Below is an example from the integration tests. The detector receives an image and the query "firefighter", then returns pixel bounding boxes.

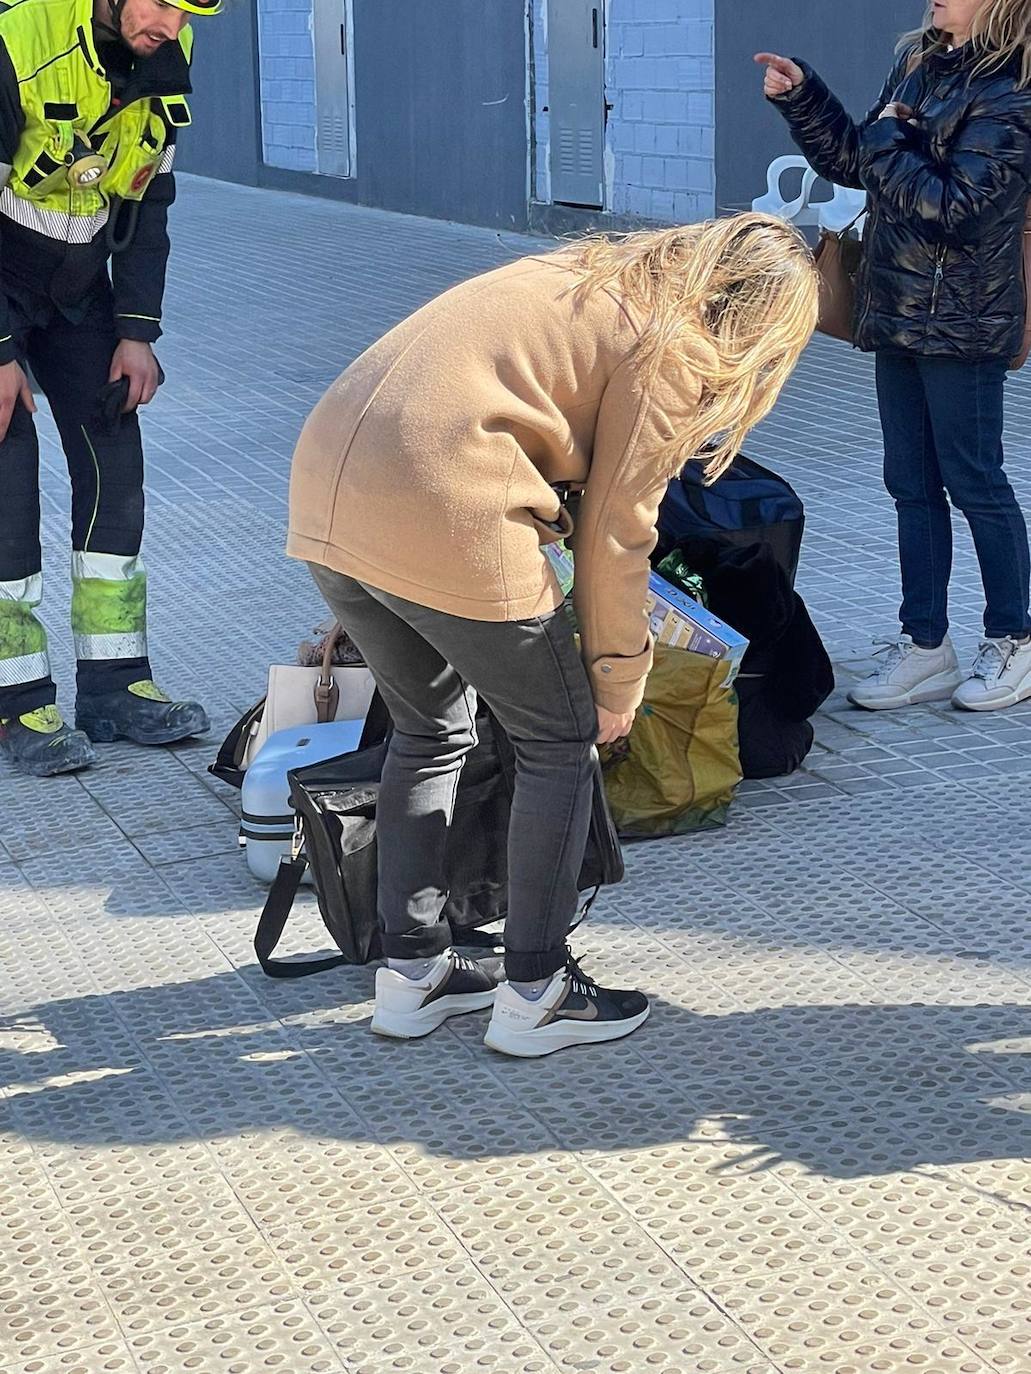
[0,0,221,776]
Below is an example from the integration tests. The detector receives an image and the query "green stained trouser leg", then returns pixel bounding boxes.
[0,574,51,690]
[70,552,148,662]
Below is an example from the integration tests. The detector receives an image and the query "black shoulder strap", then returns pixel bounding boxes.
[209,698,265,789]
[358,687,391,749]
[254,855,348,979]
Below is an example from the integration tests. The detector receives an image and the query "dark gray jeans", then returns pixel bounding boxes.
[310,565,599,981]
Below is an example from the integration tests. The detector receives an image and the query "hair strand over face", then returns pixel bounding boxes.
[900,0,1031,87]
[562,213,820,481]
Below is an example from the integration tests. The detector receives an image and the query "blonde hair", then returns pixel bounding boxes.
[562,214,819,481]
[900,0,1031,87]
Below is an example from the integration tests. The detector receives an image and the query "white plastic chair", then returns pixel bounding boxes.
[815,184,867,234]
[753,157,867,237]
[751,155,820,226]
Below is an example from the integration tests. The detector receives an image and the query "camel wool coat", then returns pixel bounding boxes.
[287,254,702,714]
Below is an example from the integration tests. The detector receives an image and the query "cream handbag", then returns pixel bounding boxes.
[210,624,376,788]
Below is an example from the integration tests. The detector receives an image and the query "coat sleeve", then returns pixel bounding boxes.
[110,131,177,343]
[571,355,702,716]
[0,38,23,366]
[767,57,906,190]
[857,83,1031,244]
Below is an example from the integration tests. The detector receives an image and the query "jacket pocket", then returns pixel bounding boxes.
[531,503,575,546]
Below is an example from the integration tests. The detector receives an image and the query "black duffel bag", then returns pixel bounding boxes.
[657,452,806,585]
[254,692,623,976]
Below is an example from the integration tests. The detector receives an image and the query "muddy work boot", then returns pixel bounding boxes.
[0,706,97,776]
[76,680,210,746]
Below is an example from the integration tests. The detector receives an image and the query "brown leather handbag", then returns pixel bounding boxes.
[814,210,865,343]
[1010,201,1031,371]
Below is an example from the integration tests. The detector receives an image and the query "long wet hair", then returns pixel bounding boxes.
[900,0,1031,86]
[563,213,819,481]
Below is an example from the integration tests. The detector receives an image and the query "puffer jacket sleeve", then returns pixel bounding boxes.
[858,82,1031,244]
[768,57,907,189]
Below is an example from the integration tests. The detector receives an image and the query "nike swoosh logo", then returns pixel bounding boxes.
[557,1002,599,1021]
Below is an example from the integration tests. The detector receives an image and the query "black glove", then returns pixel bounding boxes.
[93,359,165,433]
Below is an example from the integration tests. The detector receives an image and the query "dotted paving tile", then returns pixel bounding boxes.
[1,180,1028,1374]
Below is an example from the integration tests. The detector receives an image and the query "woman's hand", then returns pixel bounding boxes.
[878,102,914,122]
[596,705,635,746]
[754,53,805,98]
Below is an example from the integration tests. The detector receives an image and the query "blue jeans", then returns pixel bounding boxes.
[309,565,599,983]
[876,352,1031,647]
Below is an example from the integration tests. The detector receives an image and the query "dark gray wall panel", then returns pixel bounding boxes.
[715,1,925,215]
[176,1,262,185]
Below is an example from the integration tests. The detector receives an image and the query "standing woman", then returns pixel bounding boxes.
[289,215,818,1058]
[758,1,1031,711]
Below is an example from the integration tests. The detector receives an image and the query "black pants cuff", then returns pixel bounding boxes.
[0,676,57,720]
[76,657,152,697]
[380,919,453,961]
[504,944,568,983]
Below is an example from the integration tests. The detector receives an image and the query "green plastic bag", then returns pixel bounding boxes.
[601,644,741,838]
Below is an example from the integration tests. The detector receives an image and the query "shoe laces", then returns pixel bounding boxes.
[869,637,913,680]
[450,952,482,974]
[970,638,1014,683]
[564,949,599,999]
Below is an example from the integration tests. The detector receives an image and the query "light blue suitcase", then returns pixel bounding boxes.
[240,719,366,884]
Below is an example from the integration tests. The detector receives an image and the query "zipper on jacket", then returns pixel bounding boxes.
[930,247,946,315]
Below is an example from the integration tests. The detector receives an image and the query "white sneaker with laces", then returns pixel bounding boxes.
[484,954,649,1059]
[370,950,498,1039]
[952,636,1031,711]
[847,635,962,710]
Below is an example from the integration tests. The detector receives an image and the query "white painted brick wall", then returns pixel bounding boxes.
[257,0,318,174]
[532,0,716,221]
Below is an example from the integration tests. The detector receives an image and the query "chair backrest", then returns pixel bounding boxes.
[751,155,820,225]
[816,184,868,234]
[753,157,866,236]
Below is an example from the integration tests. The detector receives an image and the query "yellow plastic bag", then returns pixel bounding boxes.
[601,644,741,837]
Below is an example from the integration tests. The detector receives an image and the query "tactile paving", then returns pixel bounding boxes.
[125,1301,346,1374]
[0,1338,138,1374]
[4,181,1030,1374]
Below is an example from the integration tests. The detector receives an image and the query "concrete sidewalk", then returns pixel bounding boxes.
[0,178,1028,1374]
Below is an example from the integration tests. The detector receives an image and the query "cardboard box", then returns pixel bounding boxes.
[544,543,748,686]
[645,572,747,685]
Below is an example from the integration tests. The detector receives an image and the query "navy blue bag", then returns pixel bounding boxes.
[657,454,805,585]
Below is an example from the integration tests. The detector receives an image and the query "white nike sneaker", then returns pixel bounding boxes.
[370,950,498,1039]
[952,636,1031,711]
[847,635,963,710]
[484,953,649,1059]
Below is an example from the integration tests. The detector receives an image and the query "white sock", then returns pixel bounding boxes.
[509,978,550,1002]
[388,956,439,981]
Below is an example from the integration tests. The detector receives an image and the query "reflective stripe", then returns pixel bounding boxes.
[71,551,145,583]
[0,186,109,242]
[0,573,43,606]
[157,144,175,175]
[70,552,147,660]
[0,162,10,190]
[74,630,148,662]
[0,650,50,688]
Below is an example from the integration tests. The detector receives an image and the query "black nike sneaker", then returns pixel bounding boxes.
[484,951,649,1058]
[370,949,500,1039]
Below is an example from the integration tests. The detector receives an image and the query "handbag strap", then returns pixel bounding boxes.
[314,624,343,724]
[254,854,349,978]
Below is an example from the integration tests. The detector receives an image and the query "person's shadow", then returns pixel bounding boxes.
[1,965,1026,1197]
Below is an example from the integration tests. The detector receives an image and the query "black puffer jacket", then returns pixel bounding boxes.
[772,44,1031,359]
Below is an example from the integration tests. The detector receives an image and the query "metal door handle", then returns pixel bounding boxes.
[592,7,599,48]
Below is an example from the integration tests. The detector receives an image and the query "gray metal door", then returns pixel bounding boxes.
[313,0,352,178]
[547,0,605,207]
